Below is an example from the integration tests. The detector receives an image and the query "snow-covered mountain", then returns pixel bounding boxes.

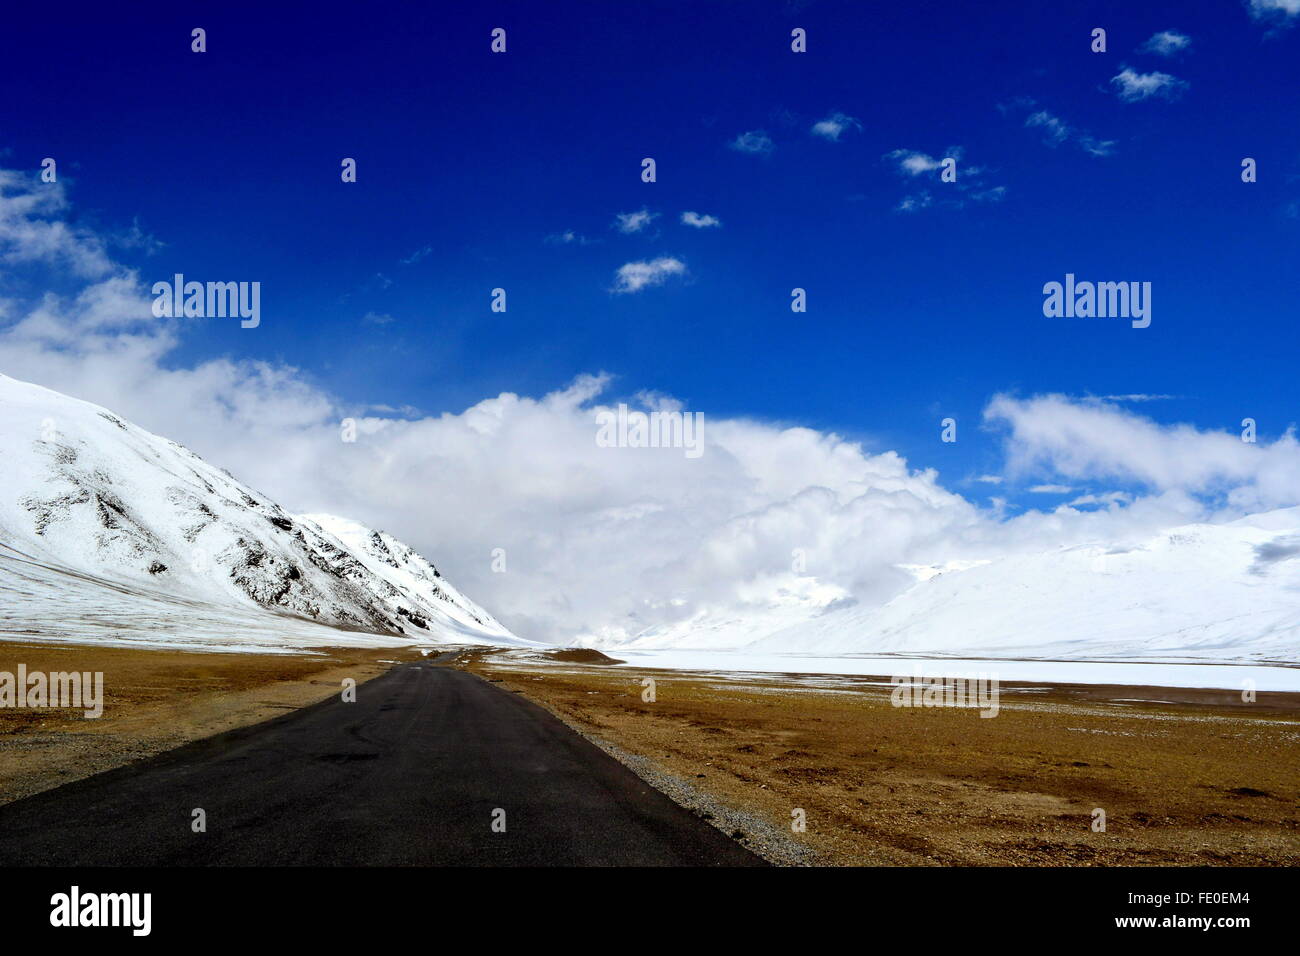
[0,374,523,651]
[595,512,1300,664]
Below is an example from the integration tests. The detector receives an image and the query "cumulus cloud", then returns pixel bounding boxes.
[1249,0,1300,23]
[611,256,686,294]
[1110,67,1188,102]
[0,170,115,278]
[986,394,1300,512]
[730,130,774,155]
[810,112,862,142]
[1141,30,1191,56]
[614,208,659,234]
[680,211,721,228]
[3,168,1298,646]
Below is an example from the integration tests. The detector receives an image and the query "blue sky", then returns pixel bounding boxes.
[3,0,1298,515]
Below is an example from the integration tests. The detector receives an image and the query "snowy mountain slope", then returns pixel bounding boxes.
[0,538,414,653]
[296,513,515,642]
[0,373,522,649]
[601,513,1300,664]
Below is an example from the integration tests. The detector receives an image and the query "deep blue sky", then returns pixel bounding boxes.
[3,0,1297,505]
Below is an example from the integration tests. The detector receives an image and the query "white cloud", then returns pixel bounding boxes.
[986,394,1300,512]
[1069,491,1132,509]
[885,147,1004,212]
[1099,393,1178,403]
[810,112,862,142]
[1250,0,1300,21]
[887,149,947,176]
[400,245,432,264]
[730,130,774,155]
[611,256,686,294]
[0,170,115,278]
[896,191,932,213]
[544,230,594,246]
[1024,109,1116,156]
[680,211,721,229]
[4,169,1298,646]
[614,208,659,234]
[1141,30,1191,56]
[1026,111,1069,145]
[1028,484,1074,494]
[362,311,394,325]
[1110,67,1188,102]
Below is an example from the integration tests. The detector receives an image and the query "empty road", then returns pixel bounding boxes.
[0,660,764,866]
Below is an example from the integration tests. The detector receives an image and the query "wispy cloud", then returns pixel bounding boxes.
[1110,67,1188,102]
[1068,491,1132,509]
[614,208,659,234]
[1098,393,1178,403]
[680,211,721,228]
[810,112,862,142]
[112,217,165,256]
[612,256,686,294]
[544,230,595,246]
[400,245,432,264]
[1028,484,1074,494]
[1141,30,1191,56]
[896,191,933,213]
[887,149,946,176]
[730,130,774,155]
[1015,103,1116,156]
[0,169,114,277]
[885,147,1005,212]
[362,311,395,325]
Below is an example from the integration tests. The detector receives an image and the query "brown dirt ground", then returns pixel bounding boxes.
[0,641,423,806]
[464,650,1300,867]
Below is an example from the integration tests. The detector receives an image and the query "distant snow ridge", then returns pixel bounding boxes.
[746,514,1300,663]
[0,373,521,650]
[592,514,1300,664]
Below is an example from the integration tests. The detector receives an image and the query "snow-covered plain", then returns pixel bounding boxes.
[607,650,1300,692]
[0,374,527,652]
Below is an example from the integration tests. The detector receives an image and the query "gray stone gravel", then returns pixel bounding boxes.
[557,720,819,867]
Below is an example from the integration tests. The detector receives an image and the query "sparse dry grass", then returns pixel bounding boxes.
[0,641,422,805]
[465,651,1300,866]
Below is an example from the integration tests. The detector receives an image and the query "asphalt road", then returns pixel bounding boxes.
[0,660,764,866]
